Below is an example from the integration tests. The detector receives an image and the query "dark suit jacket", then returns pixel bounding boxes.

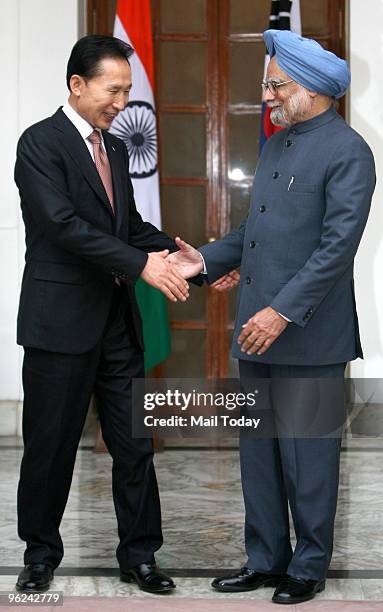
[15,108,176,354]
[200,106,376,365]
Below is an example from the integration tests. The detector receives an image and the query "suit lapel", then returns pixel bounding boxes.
[51,109,114,220]
[103,131,125,235]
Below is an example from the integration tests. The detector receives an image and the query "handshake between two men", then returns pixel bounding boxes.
[140,237,240,303]
[140,237,288,357]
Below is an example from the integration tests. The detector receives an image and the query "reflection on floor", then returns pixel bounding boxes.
[1,438,382,601]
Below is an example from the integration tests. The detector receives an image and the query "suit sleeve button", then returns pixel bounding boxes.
[249,241,256,248]
[259,205,266,212]
[272,171,280,179]
[245,277,252,284]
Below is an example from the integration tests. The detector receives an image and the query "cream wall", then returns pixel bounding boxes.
[0,1,381,404]
[0,0,78,402]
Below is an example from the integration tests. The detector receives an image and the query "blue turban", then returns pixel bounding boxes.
[263,29,350,99]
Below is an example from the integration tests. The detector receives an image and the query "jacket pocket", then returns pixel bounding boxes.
[33,262,85,285]
[289,182,317,194]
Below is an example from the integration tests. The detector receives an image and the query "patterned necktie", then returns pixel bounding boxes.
[87,130,115,214]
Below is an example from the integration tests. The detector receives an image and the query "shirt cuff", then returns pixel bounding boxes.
[199,252,208,274]
[278,312,291,323]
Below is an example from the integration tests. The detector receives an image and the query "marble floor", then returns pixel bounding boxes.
[0,437,382,604]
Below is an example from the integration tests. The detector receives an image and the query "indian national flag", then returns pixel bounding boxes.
[260,0,302,151]
[110,0,171,371]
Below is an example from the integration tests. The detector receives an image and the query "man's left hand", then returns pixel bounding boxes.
[238,307,288,356]
[211,270,240,291]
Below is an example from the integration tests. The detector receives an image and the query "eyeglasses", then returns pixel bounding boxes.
[261,79,294,95]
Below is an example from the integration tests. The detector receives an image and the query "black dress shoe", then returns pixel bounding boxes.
[120,562,175,593]
[272,575,325,604]
[16,564,53,592]
[212,567,284,593]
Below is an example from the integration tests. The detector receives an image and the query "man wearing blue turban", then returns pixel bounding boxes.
[263,29,351,100]
[169,30,376,605]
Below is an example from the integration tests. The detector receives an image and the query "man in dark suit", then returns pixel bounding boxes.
[14,35,190,594]
[169,30,376,605]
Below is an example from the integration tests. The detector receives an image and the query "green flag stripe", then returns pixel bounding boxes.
[135,279,171,371]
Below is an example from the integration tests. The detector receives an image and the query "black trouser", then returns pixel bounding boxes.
[239,360,346,581]
[17,286,162,570]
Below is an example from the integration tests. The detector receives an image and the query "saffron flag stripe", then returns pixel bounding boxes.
[117,0,154,86]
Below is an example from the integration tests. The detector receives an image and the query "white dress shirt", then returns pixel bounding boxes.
[62,101,106,160]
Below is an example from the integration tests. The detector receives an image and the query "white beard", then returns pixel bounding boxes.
[269,88,313,127]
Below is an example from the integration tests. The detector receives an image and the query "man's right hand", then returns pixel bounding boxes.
[140,250,190,302]
[167,237,204,278]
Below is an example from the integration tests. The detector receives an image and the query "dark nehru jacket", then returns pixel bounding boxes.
[200,106,376,365]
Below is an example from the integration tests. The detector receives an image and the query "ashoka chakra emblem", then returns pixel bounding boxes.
[110,101,157,179]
